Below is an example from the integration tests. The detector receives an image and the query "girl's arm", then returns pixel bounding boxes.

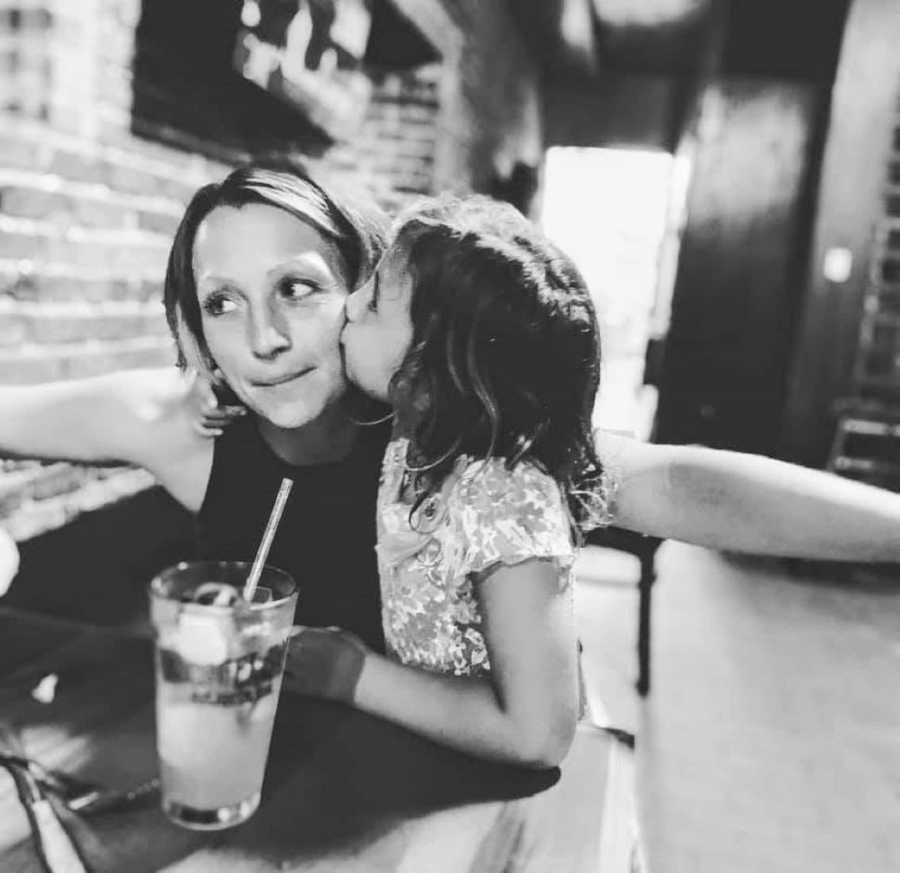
[288,558,579,768]
[597,431,900,562]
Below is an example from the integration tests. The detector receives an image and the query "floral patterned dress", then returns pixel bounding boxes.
[376,437,584,677]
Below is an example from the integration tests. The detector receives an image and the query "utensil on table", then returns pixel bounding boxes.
[0,756,88,873]
[0,753,158,815]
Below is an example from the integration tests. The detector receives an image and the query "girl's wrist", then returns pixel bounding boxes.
[285,627,368,703]
[333,631,368,703]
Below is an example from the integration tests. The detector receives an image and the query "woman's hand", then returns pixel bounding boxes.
[185,370,246,438]
[283,626,368,702]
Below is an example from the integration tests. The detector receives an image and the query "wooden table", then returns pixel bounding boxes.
[0,608,634,872]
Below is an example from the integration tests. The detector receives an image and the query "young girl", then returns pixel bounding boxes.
[287,195,627,768]
[268,192,900,766]
[277,193,900,769]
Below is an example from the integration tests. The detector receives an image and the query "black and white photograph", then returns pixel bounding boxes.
[0,2,898,871]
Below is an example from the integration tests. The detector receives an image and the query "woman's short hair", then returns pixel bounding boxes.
[390,194,607,535]
[164,156,388,370]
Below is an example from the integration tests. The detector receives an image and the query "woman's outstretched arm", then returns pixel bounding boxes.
[0,368,215,510]
[287,558,579,768]
[597,431,900,562]
[0,368,176,462]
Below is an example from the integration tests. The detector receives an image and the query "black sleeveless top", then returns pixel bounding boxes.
[196,416,389,652]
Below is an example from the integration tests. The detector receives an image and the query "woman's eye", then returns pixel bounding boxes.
[280,278,317,300]
[201,294,237,317]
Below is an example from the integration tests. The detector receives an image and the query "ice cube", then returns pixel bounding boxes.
[175,613,230,665]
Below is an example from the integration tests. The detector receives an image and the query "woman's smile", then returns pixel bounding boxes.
[249,367,314,388]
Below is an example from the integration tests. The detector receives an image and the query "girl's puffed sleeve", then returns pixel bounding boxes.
[455,460,576,581]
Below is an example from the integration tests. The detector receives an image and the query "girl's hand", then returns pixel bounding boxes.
[283,626,368,703]
[185,370,245,438]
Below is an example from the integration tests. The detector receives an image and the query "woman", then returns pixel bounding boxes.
[0,159,391,649]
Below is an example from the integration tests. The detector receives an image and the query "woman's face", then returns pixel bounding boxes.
[341,248,413,403]
[193,203,350,429]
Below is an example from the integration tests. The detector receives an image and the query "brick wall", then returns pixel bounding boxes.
[432,0,543,197]
[0,0,440,541]
[316,63,440,211]
[389,0,543,197]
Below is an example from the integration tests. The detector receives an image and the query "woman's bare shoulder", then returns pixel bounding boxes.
[91,368,216,511]
[0,367,214,511]
[104,367,198,415]
[102,367,219,433]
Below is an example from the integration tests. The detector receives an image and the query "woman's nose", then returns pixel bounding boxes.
[248,306,291,359]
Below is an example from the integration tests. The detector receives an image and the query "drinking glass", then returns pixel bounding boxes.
[149,561,297,830]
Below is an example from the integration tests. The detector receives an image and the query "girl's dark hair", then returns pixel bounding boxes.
[391,195,608,537]
[164,155,388,370]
